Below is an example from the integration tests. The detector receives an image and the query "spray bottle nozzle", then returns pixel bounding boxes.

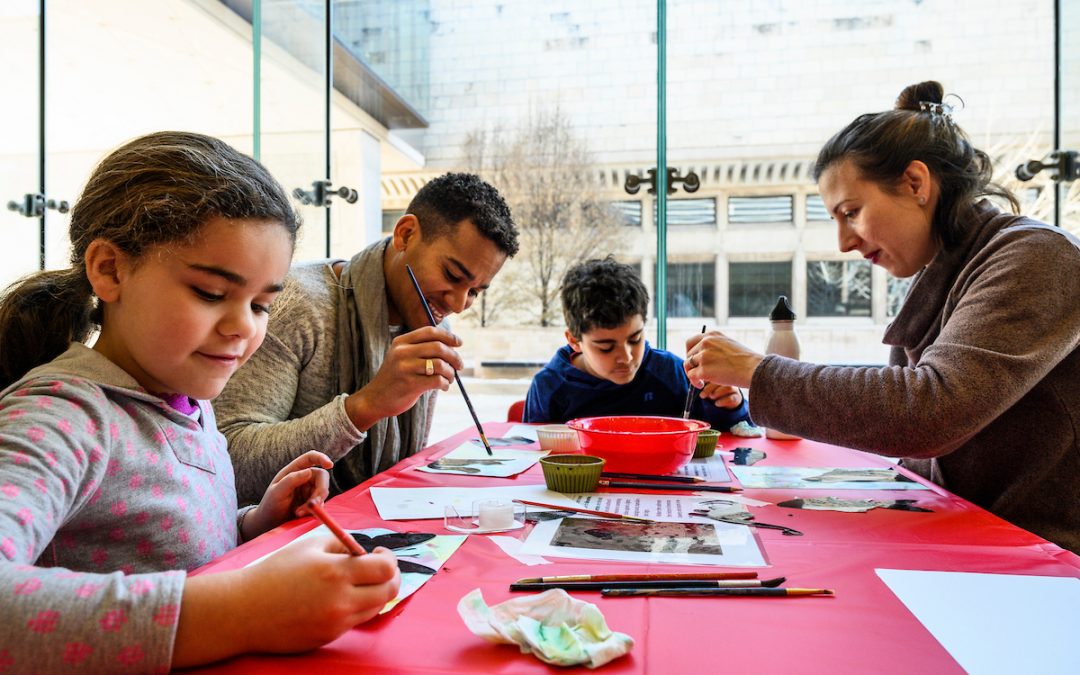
[769,295,796,321]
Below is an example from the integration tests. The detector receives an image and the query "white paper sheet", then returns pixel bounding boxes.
[371,485,581,520]
[488,535,551,566]
[504,424,540,441]
[371,484,767,521]
[876,569,1080,674]
[566,492,768,520]
[675,454,731,482]
[731,466,930,490]
[415,441,547,477]
[520,517,767,567]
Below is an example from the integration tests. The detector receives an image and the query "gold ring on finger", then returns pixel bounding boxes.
[425,358,435,376]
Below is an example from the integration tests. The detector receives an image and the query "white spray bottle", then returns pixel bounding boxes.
[764,296,801,440]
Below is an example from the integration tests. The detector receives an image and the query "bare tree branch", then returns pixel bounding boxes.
[461,107,627,326]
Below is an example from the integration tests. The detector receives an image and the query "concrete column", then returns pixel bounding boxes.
[714,252,727,323]
[792,191,808,321]
[792,249,807,322]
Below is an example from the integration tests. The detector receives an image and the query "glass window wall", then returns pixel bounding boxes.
[655,261,715,318]
[0,1,42,290]
[1,0,1073,429]
[729,261,791,318]
[807,260,872,318]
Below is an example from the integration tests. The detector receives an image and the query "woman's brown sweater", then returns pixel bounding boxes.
[750,201,1080,553]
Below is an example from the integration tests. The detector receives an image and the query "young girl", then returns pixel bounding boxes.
[0,131,400,670]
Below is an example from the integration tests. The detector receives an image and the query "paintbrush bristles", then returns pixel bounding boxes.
[682,324,707,419]
[681,386,696,419]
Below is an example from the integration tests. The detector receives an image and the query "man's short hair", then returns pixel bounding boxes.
[407,173,519,256]
[561,256,650,338]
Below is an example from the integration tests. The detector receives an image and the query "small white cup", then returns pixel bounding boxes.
[536,424,581,454]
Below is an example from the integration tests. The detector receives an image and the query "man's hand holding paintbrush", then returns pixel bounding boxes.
[405,264,494,454]
[343,324,464,433]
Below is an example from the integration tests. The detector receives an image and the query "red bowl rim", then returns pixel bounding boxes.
[565,415,710,436]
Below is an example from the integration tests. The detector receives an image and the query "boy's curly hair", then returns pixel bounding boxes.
[561,256,649,338]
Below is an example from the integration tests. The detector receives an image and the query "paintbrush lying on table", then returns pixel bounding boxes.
[597,479,741,493]
[601,471,705,484]
[602,587,834,598]
[515,571,759,584]
[510,577,786,592]
[512,499,654,523]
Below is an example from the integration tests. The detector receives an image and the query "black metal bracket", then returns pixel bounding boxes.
[624,167,701,195]
[6,192,69,218]
[1015,150,1079,183]
[292,179,359,207]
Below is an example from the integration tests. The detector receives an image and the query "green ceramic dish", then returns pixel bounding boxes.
[693,429,722,458]
[540,454,605,492]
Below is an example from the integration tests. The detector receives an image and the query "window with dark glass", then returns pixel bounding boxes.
[887,276,915,317]
[728,261,792,317]
[807,260,871,317]
[652,198,716,226]
[654,261,715,317]
[728,195,793,224]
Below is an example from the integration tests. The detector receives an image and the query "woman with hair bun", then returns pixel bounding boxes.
[684,81,1080,554]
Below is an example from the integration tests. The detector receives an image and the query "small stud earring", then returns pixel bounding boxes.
[918,196,926,205]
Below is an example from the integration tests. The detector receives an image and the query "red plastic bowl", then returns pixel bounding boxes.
[565,416,710,474]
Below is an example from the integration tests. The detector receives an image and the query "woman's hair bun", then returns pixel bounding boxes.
[895,81,945,111]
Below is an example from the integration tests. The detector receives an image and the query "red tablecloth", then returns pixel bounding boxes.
[190,424,1080,673]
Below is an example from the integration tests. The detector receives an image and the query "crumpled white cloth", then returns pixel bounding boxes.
[729,420,765,437]
[457,588,634,668]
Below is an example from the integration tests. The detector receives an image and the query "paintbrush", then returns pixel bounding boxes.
[597,479,741,493]
[512,498,654,523]
[405,264,493,456]
[515,571,758,584]
[682,324,707,418]
[601,471,705,484]
[602,587,834,597]
[510,577,786,592]
[306,499,366,556]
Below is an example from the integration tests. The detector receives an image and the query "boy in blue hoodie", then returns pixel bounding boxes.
[524,256,750,429]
